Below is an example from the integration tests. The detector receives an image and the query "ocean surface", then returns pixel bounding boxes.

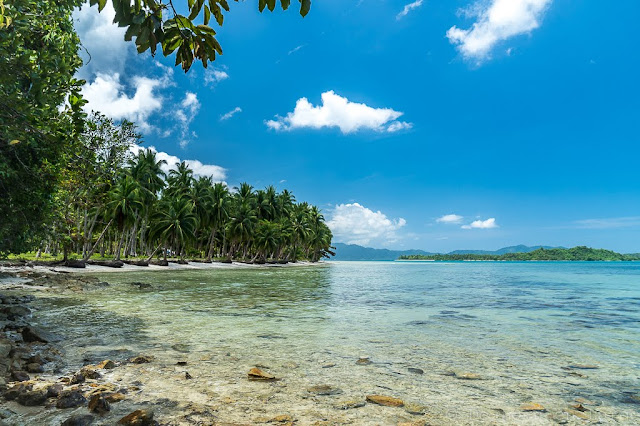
[29,261,640,424]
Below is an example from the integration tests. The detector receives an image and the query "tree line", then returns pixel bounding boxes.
[398,247,640,262]
[29,113,333,264]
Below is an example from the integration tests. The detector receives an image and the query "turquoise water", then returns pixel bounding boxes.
[29,262,640,424]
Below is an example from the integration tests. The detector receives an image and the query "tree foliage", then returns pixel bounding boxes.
[398,247,640,262]
[88,0,312,71]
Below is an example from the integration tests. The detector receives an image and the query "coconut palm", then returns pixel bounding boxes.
[106,175,143,260]
[150,195,198,261]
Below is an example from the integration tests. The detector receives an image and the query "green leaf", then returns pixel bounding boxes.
[259,0,266,12]
[299,0,310,17]
[124,24,140,41]
[267,0,276,12]
[204,5,210,25]
[281,0,291,10]
[132,11,145,24]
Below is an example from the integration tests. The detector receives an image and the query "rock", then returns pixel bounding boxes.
[574,397,597,405]
[3,383,32,401]
[569,403,588,412]
[407,368,424,375]
[404,403,428,415]
[88,394,110,415]
[185,371,193,380]
[268,415,293,423]
[621,394,640,404]
[97,359,115,369]
[80,366,101,379]
[117,409,155,425]
[26,363,44,373]
[520,403,546,412]
[564,364,599,370]
[307,385,342,396]
[46,383,63,398]
[563,408,589,420]
[335,400,366,410]
[16,390,47,406]
[454,372,482,380]
[0,305,31,319]
[129,355,153,364]
[171,343,189,353]
[366,395,404,407]
[176,361,188,366]
[248,367,278,381]
[10,370,30,382]
[130,282,152,289]
[64,260,86,268]
[105,392,126,403]
[0,408,15,419]
[22,326,58,343]
[61,414,95,426]
[70,371,85,384]
[321,363,336,368]
[56,389,88,409]
[0,340,11,359]
[149,260,169,266]
[356,357,372,365]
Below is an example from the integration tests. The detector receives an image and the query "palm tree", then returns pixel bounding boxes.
[106,175,143,260]
[166,161,194,199]
[150,196,198,261]
[206,183,229,260]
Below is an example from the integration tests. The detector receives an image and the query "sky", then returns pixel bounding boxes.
[73,0,640,253]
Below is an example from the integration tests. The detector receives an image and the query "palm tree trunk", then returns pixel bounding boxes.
[114,230,126,261]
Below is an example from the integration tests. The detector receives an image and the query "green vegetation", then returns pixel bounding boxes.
[398,246,640,262]
[5,113,332,262]
[0,0,316,257]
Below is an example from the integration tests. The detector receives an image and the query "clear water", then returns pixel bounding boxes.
[26,262,640,424]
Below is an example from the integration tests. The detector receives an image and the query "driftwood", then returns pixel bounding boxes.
[86,260,124,268]
[63,260,86,268]
[190,259,212,264]
[149,259,169,266]
[123,260,149,267]
[169,259,189,265]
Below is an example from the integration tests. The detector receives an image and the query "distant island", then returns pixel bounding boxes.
[399,246,640,262]
[332,243,563,261]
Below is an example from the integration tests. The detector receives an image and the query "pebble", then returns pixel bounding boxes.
[356,357,372,365]
[520,403,546,412]
[407,368,424,375]
[366,395,405,407]
[307,385,342,396]
[247,367,277,381]
[335,400,366,410]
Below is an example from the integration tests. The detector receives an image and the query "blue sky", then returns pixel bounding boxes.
[74,0,640,252]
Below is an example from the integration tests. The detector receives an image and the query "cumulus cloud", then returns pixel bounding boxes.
[176,92,200,148]
[397,0,424,20]
[327,203,407,246]
[73,3,131,79]
[81,73,164,133]
[266,91,411,134]
[446,0,552,61]
[461,218,498,229]
[129,144,227,182]
[437,214,464,224]
[220,107,242,121]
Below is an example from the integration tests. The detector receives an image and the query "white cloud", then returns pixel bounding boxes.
[266,91,411,134]
[446,0,552,61]
[437,214,464,224]
[177,92,200,148]
[204,68,229,87]
[327,203,407,246]
[220,107,242,121]
[81,73,164,133]
[73,3,131,79]
[129,144,227,182]
[461,218,498,229]
[574,217,640,230]
[397,0,424,20]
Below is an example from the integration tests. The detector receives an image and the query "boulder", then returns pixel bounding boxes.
[366,395,404,407]
[3,383,32,401]
[88,394,110,415]
[56,390,87,409]
[105,392,125,403]
[26,363,44,373]
[46,383,63,398]
[10,371,30,382]
[117,409,155,425]
[22,326,58,343]
[61,415,95,426]
[97,360,116,369]
[129,355,153,364]
[16,390,48,406]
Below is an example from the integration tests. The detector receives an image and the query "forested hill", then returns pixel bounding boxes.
[331,243,435,261]
[399,246,640,261]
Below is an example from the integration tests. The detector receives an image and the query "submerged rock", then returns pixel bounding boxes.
[247,367,278,381]
[61,414,95,426]
[356,357,372,365]
[404,403,428,415]
[130,282,152,289]
[520,403,546,412]
[117,409,155,425]
[130,355,153,364]
[105,392,126,403]
[56,390,87,409]
[335,400,366,410]
[454,372,482,380]
[22,326,58,343]
[10,371,30,382]
[268,414,293,423]
[97,359,116,369]
[307,385,342,396]
[407,368,424,375]
[366,395,404,407]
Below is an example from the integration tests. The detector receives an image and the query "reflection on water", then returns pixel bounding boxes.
[28,262,640,424]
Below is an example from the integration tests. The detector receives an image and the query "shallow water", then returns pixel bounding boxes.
[27,262,640,424]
